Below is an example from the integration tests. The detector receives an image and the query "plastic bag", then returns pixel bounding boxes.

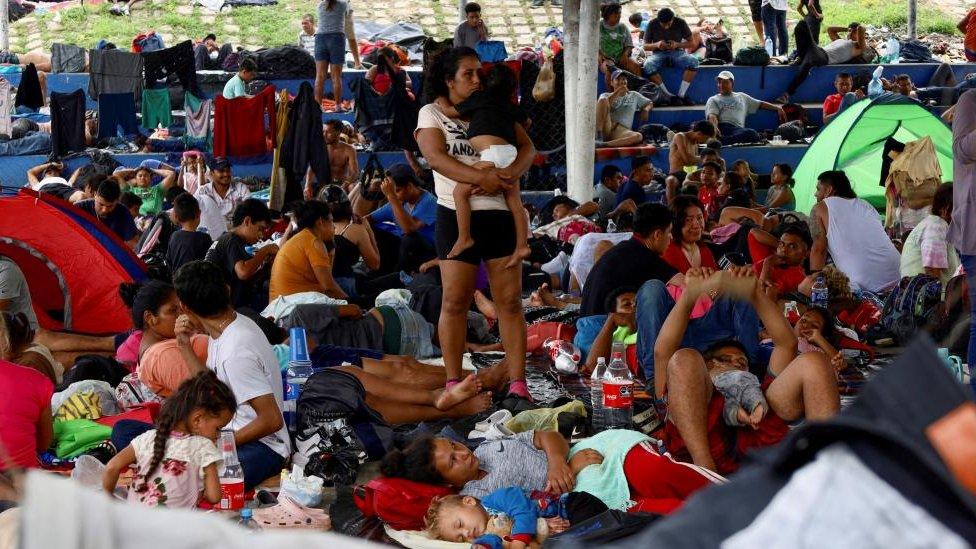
[280,465,325,507]
[533,53,556,102]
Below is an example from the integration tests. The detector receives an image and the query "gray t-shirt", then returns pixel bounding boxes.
[454,21,488,48]
[0,256,38,330]
[600,90,652,129]
[317,0,347,34]
[705,92,761,128]
[594,183,617,219]
[824,39,856,64]
[459,431,549,499]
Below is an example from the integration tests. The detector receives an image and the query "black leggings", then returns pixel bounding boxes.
[786,19,828,95]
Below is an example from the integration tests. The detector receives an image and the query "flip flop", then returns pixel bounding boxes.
[251,496,331,531]
[471,409,513,433]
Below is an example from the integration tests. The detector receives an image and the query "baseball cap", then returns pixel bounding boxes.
[611,69,626,81]
[387,163,422,186]
[210,157,232,170]
[716,70,735,81]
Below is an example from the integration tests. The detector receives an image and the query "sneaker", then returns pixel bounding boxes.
[677,96,695,106]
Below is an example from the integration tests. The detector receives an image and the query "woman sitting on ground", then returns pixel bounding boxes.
[663,195,718,273]
[0,313,54,471]
[764,163,796,211]
[1,312,61,384]
[320,185,380,298]
[381,429,720,516]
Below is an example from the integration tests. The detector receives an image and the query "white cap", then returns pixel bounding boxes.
[716,70,735,81]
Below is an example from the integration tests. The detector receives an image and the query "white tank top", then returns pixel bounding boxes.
[823,196,900,292]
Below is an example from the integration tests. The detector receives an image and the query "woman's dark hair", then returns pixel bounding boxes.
[802,306,838,347]
[379,436,445,484]
[295,200,332,231]
[173,260,231,317]
[1,312,34,353]
[932,183,953,219]
[483,63,517,103]
[773,163,795,187]
[375,46,399,76]
[817,170,856,199]
[119,280,176,329]
[329,199,353,222]
[671,195,704,243]
[429,47,480,100]
[601,2,621,19]
[135,371,237,494]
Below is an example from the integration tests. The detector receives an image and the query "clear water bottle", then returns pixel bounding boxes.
[867,66,885,98]
[811,274,829,309]
[237,508,261,531]
[531,213,542,231]
[887,37,900,64]
[217,430,246,511]
[590,357,608,433]
[764,37,774,56]
[284,327,313,434]
[603,352,634,430]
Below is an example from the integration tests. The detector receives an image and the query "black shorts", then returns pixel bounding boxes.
[748,0,762,21]
[435,205,516,265]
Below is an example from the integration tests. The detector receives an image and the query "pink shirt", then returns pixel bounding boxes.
[0,360,54,469]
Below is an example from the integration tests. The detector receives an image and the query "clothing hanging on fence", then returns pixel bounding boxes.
[51,43,87,73]
[140,88,172,129]
[183,92,213,139]
[141,40,200,96]
[280,81,329,203]
[97,92,139,138]
[50,89,86,157]
[88,49,144,100]
[15,63,43,110]
[0,78,12,137]
[213,84,276,158]
[351,76,395,151]
[269,89,290,211]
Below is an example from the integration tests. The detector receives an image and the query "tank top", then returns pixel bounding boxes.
[332,224,360,277]
[823,196,900,292]
[823,39,856,64]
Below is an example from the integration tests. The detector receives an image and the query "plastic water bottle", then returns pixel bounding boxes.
[764,37,774,57]
[217,430,246,511]
[590,357,608,433]
[887,37,900,64]
[811,274,829,309]
[237,508,261,531]
[606,218,617,233]
[867,66,885,98]
[531,213,542,231]
[283,326,313,434]
[603,352,634,430]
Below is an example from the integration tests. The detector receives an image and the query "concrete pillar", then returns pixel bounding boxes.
[566,0,600,204]
[0,0,8,52]
[563,0,580,197]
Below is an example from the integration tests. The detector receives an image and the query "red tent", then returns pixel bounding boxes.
[0,189,146,333]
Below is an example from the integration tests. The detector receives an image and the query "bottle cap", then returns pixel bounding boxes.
[241,508,252,519]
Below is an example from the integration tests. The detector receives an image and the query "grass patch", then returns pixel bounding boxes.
[822,0,959,36]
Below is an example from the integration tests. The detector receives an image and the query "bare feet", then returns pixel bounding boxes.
[473,290,497,320]
[434,373,483,410]
[447,237,475,260]
[505,245,532,269]
[737,404,766,429]
[447,391,494,417]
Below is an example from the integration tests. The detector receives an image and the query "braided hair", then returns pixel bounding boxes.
[135,371,237,494]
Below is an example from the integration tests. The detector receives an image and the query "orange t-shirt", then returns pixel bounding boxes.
[966,9,976,52]
[268,228,331,301]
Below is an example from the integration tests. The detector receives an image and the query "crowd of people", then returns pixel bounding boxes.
[0,0,975,546]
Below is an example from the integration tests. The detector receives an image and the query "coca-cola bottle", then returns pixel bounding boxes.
[217,430,245,510]
[602,351,634,430]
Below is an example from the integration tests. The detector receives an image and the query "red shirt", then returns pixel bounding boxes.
[822,93,843,118]
[0,360,54,469]
[966,9,976,52]
[753,256,807,294]
[662,241,718,274]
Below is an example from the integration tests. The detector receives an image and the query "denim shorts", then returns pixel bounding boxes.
[642,50,700,75]
[315,32,346,63]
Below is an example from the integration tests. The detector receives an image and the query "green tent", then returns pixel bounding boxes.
[793,94,953,214]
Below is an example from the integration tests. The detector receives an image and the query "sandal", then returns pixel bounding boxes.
[251,496,331,531]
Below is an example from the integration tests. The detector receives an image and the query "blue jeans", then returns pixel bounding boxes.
[0,131,51,155]
[635,279,761,387]
[642,49,700,76]
[916,77,976,106]
[761,5,788,56]
[718,122,760,145]
[315,32,345,63]
[960,255,976,394]
[111,420,285,490]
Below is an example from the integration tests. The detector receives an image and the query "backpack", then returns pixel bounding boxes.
[545,510,660,546]
[60,354,129,390]
[705,36,733,63]
[131,32,165,53]
[352,477,454,531]
[886,136,942,209]
[733,46,769,66]
[637,82,672,107]
[880,275,943,344]
[475,40,508,63]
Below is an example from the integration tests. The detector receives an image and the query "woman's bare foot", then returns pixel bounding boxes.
[447,236,475,260]
[434,373,483,410]
[447,391,494,417]
[473,290,497,320]
[505,245,532,269]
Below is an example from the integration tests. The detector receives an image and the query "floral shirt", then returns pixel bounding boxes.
[128,430,222,508]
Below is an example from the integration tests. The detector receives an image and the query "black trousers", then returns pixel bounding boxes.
[786,19,828,95]
[50,89,86,158]
[194,43,234,70]
[372,227,436,275]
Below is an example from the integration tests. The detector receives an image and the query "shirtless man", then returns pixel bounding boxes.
[305,120,359,199]
[0,50,53,72]
[666,120,716,203]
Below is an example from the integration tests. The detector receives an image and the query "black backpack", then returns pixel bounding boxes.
[734,46,770,66]
[705,36,734,63]
[59,354,129,390]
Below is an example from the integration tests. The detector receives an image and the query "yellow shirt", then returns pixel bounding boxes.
[268,229,331,301]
